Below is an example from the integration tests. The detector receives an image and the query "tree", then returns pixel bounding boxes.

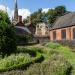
[23,16,30,24]
[47,9,57,26]
[0,10,16,56]
[23,6,69,27]
[55,6,66,16]
[47,6,68,27]
[23,8,45,27]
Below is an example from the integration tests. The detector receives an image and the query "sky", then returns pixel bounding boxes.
[0,0,75,19]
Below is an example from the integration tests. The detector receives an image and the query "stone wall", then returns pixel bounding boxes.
[35,36,50,43]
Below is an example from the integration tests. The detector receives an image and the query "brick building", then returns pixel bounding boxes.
[50,12,75,41]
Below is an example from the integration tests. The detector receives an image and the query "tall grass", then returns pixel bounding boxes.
[0,53,32,72]
[3,53,71,75]
[45,42,75,75]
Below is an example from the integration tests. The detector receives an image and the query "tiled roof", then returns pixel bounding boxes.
[14,26,31,35]
[51,12,75,30]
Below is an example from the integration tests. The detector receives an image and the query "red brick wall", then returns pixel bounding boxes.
[71,26,75,40]
[56,29,61,40]
[50,31,53,40]
[66,27,71,40]
[18,16,22,22]
[50,27,73,41]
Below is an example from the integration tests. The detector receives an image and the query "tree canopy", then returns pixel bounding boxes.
[23,6,70,27]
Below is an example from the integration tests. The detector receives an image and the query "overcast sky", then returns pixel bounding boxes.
[0,0,75,19]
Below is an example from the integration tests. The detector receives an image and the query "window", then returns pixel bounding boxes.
[61,29,66,39]
[73,28,75,39]
[53,31,56,40]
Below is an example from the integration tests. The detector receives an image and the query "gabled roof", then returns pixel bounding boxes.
[14,26,31,36]
[16,22,25,26]
[51,12,75,30]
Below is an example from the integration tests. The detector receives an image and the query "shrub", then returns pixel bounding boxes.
[3,54,72,75]
[16,35,28,45]
[0,53,31,71]
[0,48,43,72]
[0,25,17,56]
[25,54,71,75]
[0,11,17,56]
[45,42,62,49]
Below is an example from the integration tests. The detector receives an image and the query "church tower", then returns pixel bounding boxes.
[12,0,18,25]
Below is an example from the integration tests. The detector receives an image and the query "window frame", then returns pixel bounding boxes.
[53,31,56,40]
[73,28,75,39]
[61,29,66,40]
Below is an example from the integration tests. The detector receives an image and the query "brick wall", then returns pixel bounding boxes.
[71,26,75,40]
[56,29,61,40]
[50,26,75,41]
[50,31,53,40]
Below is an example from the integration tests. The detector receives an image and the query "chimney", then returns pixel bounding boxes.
[18,16,22,22]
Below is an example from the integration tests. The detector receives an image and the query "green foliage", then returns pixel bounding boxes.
[16,35,28,45]
[25,54,71,75]
[47,9,57,26]
[45,42,62,49]
[3,54,71,75]
[0,53,31,72]
[0,43,74,75]
[0,47,43,72]
[0,26,17,55]
[23,6,69,27]
[45,42,75,75]
[23,17,29,24]
[23,8,46,26]
[0,11,10,24]
[55,6,66,16]
[0,10,16,56]
[47,6,68,26]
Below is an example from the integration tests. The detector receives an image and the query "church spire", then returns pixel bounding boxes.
[14,0,18,21]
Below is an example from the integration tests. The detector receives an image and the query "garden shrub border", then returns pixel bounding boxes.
[0,49,43,72]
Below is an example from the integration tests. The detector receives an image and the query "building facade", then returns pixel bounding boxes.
[50,12,75,41]
[35,23,49,36]
[35,22,50,43]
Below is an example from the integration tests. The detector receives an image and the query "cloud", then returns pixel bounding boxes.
[18,9,31,19]
[11,9,31,20]
[42,8,50,13]
[0,5,6,11]
[0,5,31,20]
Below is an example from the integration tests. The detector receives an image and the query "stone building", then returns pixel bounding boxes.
[35,22,50,43]
[12,0,32,45]
[50,12,75,41]
[35,22,49,36]
[12,0,35,35]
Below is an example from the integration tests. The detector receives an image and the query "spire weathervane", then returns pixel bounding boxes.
[12,0,18,25]
[14,0,18,21]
